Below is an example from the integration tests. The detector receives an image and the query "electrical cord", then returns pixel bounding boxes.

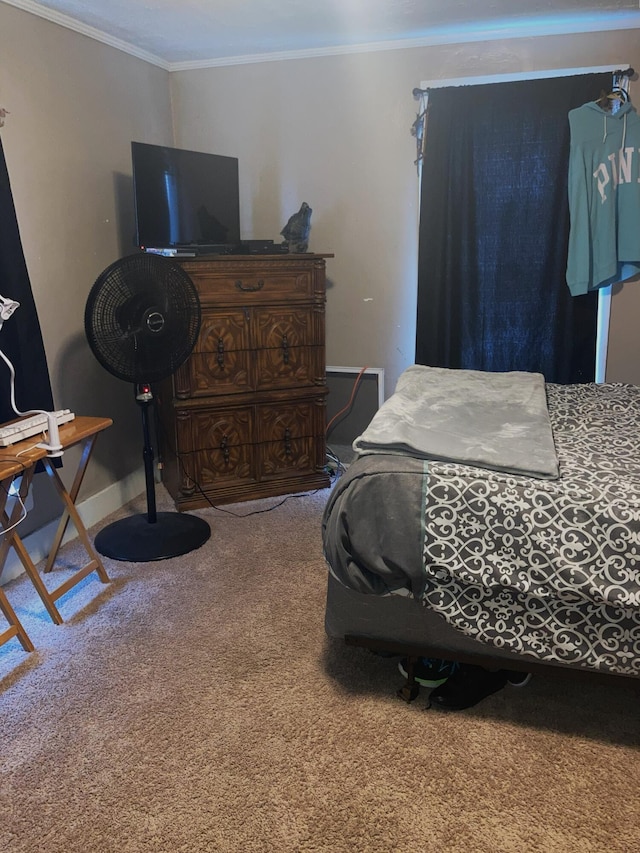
[0,345,63,456]
[205,489,321,518]
[15,438,46,457]
[324,367,369,480]
[0,477,28,536]
[326,366,369,437]
[325,445,347,479]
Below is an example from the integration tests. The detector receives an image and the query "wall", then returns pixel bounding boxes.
[0,3,172,534]
[170,30,640,396]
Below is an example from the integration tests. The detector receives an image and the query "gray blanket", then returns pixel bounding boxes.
[352,365,559,479]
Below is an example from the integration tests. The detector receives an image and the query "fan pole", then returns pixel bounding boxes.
[140,395,157,524]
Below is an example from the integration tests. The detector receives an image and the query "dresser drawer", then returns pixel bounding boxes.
[197,309,251,353]
[259,435,316,480]
[256,400,324,443]
[177,345,324,397]
[179,406,254,451]
[181,260,315,304]
[191,446,255,488]
[255,345,323,390]
[175,406,255,491]
[255,306,320,348]
[179,308,249,396]
[185,351,253,396]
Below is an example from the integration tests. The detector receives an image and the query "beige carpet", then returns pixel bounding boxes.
[1,484,639,853]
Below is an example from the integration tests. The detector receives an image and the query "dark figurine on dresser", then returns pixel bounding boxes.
[281,202,312,253]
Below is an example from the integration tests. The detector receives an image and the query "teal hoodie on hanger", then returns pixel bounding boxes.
[566,99,640,296]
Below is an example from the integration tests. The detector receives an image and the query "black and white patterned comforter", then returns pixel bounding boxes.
[323,380,640,677]
[422,382,640,676]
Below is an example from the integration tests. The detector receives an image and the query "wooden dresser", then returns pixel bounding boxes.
[158,253,332,510]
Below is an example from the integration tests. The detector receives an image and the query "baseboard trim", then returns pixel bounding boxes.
[1,467,145,586]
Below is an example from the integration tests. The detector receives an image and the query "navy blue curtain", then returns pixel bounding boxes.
[415,73,608,383]
[0,136,55,421]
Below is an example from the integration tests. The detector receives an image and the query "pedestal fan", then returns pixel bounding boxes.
[84,252,210,561]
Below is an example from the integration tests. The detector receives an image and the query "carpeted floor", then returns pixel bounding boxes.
[1,484,639,852]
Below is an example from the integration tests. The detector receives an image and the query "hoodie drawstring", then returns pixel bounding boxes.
[602,109,628,149]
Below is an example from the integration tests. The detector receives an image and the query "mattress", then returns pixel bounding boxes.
[322,381,640,677]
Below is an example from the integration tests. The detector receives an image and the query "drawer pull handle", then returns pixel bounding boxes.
[235,278,265,292]
[282,334,290,365]
[284,428,292,457]
[220,434,230,464]
[217,337,225,368]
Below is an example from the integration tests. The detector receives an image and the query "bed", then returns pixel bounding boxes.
[321,365,640,700]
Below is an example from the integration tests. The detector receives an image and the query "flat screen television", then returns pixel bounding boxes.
[131,141,241,253]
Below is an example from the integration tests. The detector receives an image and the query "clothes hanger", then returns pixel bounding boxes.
[596,70,632,112]
[611,68,633,106]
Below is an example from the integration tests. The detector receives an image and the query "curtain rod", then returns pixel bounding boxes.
[414,64,634,97]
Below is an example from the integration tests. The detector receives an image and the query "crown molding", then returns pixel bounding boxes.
[3,0,640,73]
[1,0,169,69]
[168,10,640,71]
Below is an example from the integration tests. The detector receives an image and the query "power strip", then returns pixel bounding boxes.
[0,409,75,446]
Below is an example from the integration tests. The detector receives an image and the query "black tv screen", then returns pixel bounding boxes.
[131,141,241,251]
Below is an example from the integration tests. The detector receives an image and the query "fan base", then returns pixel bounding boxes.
[94,512,211,562]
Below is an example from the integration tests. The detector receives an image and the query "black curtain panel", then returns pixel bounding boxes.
[0,136,55,421]
[415,73,610,384]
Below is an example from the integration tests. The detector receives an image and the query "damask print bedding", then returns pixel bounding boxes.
[322,379,640,677]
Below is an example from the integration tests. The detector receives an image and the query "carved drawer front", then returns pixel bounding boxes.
[177,407,255,490]
[196,309,250,353]
[255,307,317,348]
[260,434,316,479]
[179,309,251,397]
[254,307,322,389]
[257,401,319,478]
[255,346,323,390]
[192,444,255,489]
[182,262,314,304]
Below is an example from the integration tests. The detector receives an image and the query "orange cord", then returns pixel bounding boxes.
[326,366,369,435]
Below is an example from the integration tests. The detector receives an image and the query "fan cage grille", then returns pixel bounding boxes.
[85,253,202,384]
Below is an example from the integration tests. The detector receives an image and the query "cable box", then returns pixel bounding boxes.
[239,240,289,255]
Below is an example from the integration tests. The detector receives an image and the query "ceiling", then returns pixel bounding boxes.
[4,0,640,70]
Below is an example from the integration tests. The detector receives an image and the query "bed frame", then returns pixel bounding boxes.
[325,565,639,703]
